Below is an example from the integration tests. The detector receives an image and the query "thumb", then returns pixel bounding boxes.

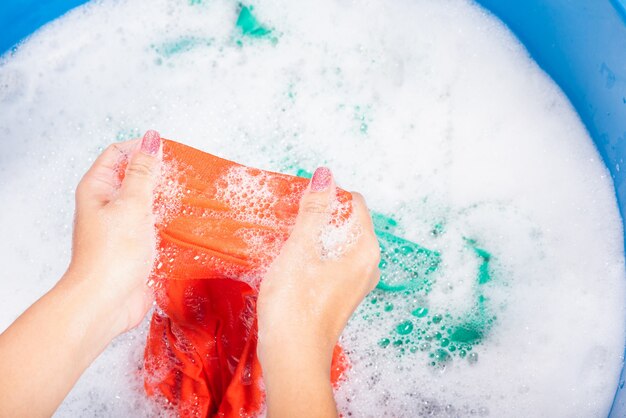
[119,130,162,202]
[292,167,335,239]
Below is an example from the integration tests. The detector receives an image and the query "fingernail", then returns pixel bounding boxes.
[141,130,161,156]
[310,167,332,192]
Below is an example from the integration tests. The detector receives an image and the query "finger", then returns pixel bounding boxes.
[350,192,376,237]
[346,192,381,262]
[369,267,381,292]
[291,167,335,241]
[87,140,138,175]
[119,130,162,204]
[76,138,140,208]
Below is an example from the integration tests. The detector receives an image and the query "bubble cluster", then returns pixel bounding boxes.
[347,212,498,368]
[318,193,360,260]
[153,159,186,227]
[216,166,295,229]
[213,165,299,279]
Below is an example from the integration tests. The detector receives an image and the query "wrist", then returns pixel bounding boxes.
[258,336,338,418]
[258,332,333,379]
[56,268,124,345]
[260,346,331,397]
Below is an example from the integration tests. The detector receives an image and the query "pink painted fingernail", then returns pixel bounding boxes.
[310,167,332,192]
[141,130,161,156]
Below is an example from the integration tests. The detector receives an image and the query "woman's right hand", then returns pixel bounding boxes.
[257,167,380,417]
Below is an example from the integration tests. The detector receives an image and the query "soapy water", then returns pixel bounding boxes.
[296,169,497,367]
[0,0,625,416]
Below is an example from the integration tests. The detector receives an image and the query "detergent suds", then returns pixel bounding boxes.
[0,0,625,416]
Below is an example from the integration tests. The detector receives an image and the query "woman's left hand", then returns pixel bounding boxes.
[66,129,162,336]
[0,130,162,418]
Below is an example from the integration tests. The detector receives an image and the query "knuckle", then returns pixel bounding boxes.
[372,236,382,251]
[367,255,380,272]
[351,191,364,201]
[361,251,381,275]
[359,233,380,257]
[105,143,127,158]
[301,198,328,214]
[75,179,87,196]
[371,246,382,264]
[75,177,94,201]
[107,143,122,153]
[351,192,367,207]
[371,268,381,289]
[126,158,155,178]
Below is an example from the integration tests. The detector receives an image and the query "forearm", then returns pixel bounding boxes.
[0,271,118,417]
[261,340,338,418]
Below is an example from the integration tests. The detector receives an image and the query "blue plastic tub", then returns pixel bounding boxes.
[1,0,625,415]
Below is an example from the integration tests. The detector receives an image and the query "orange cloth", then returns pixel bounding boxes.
[143,139,350,417]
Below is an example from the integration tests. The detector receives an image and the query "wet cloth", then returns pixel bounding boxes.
[143,139,350,417]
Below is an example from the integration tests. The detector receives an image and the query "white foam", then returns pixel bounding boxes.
[311,187,358,260]
[0,0,624,416]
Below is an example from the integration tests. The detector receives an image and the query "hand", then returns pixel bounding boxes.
[64,130,162,337]
[257,167,380,418]
[0,131,163,418]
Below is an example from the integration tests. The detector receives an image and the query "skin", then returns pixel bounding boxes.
[0,133,380,418]
[258,174,381,418]
[0,136,160,418]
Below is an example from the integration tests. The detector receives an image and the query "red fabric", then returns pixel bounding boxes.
[143,139,350,417]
